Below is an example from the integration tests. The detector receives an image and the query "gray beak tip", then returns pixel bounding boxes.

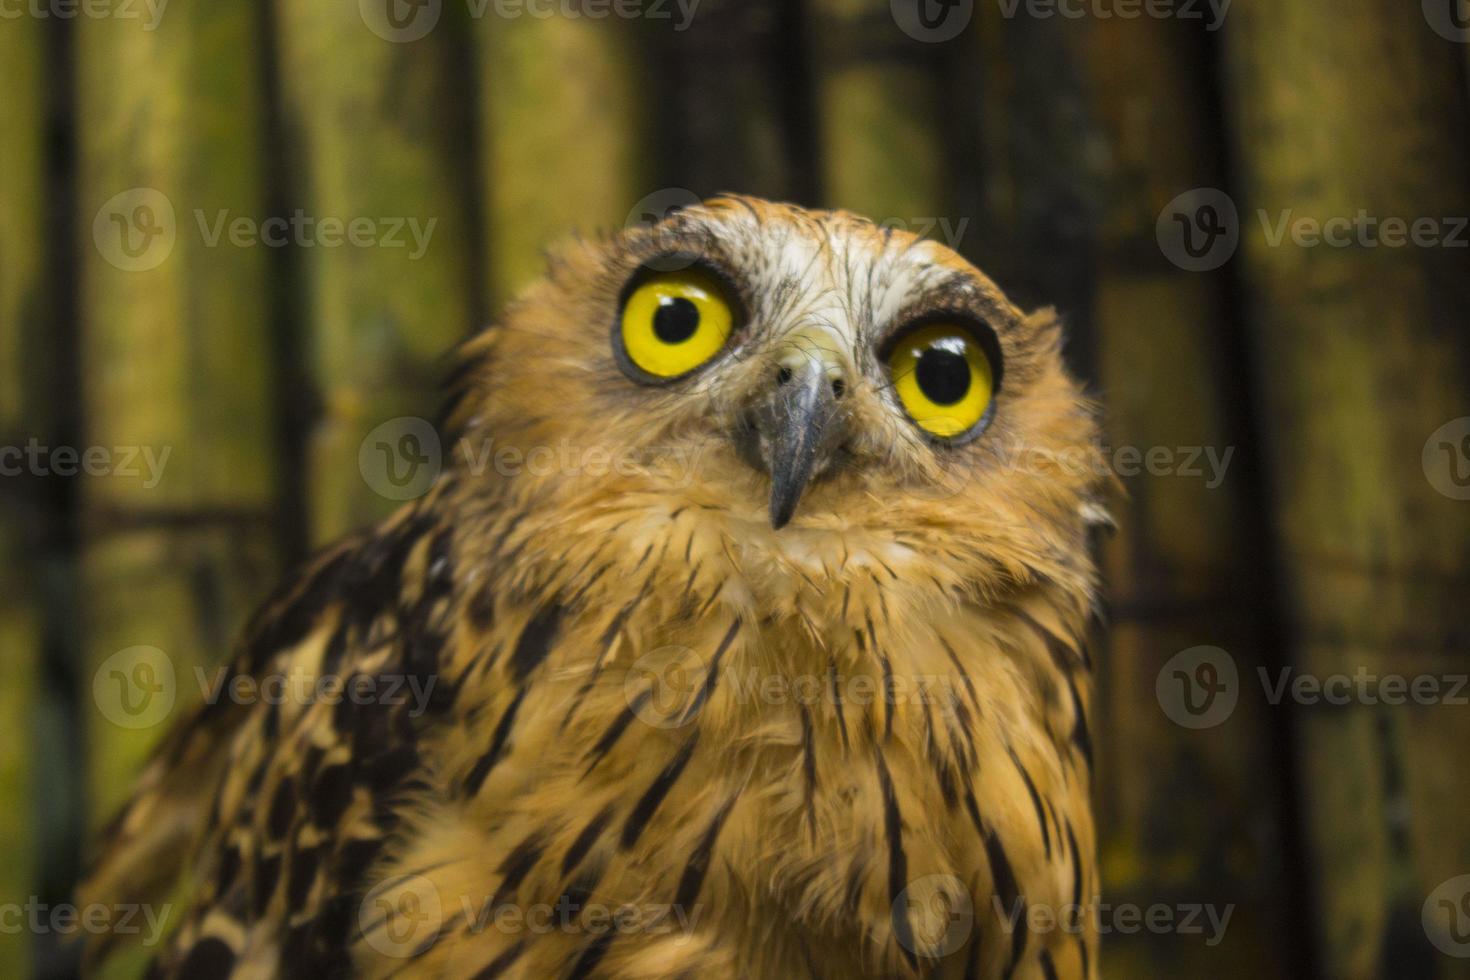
[758,362,845,531]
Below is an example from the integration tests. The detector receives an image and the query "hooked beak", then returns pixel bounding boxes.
[753,360,848,529]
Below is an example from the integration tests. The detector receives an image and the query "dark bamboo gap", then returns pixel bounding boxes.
[34,10,86,980]
[257,0,315,570]
[442,0,493,339]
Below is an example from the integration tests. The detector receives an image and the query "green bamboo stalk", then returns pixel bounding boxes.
[77,0,282,827]
[808,0,948,223]
[966,7,1099,361]
[272,0,481,542]
[0,567,37,980]
[1076,19,1295,978]
[1221,4,1470,974]
[646,0,809,202]
[0,19,43,971]
[476,10,651,307]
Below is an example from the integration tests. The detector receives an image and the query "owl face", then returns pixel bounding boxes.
[448,196,1103,602]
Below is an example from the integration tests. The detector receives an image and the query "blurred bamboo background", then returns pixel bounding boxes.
[3,1,1470,977]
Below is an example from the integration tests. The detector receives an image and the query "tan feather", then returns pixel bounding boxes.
[82,197,1109,979]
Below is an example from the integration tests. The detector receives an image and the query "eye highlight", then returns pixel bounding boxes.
[886,321,997,440]
[616,267,736,381]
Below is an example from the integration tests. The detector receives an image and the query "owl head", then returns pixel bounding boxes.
[443,196,1106,612]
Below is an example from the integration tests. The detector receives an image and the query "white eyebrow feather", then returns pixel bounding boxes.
[696,209,955,352]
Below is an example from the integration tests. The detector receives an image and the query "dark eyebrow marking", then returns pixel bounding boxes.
[728,196,763,223]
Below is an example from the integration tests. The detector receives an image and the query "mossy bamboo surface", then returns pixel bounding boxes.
[1221,4,1470,975]
[476,12,651,308]
[273,0,481,543]
[1077,18,1296,977]
[0,18,45,975]
[76,0,282,825]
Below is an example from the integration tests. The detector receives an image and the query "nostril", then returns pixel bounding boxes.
[776,365,793,386]
[830,378,846,399]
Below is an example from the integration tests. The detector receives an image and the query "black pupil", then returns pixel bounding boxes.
[653,296,700,344]
[915,347,972,405]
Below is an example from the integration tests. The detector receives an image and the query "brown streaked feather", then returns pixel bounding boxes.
[81,196,1109,980]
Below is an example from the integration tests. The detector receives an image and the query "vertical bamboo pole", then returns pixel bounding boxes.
[1221,4,1470,975]
[965,5,1100,371]
[647,0,814,203]
[0,533,38,980]
[1075,18,1297,977]
[475,8,651,307]
[272,0,482,542]
[808,0,949,223]
[0,15,46,976]
[76,0,282,822]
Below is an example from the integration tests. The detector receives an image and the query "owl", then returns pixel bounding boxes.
[80,196,1108,979]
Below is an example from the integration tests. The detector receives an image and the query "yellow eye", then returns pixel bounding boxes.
[617,268,736,380]
[887,323,996,439]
